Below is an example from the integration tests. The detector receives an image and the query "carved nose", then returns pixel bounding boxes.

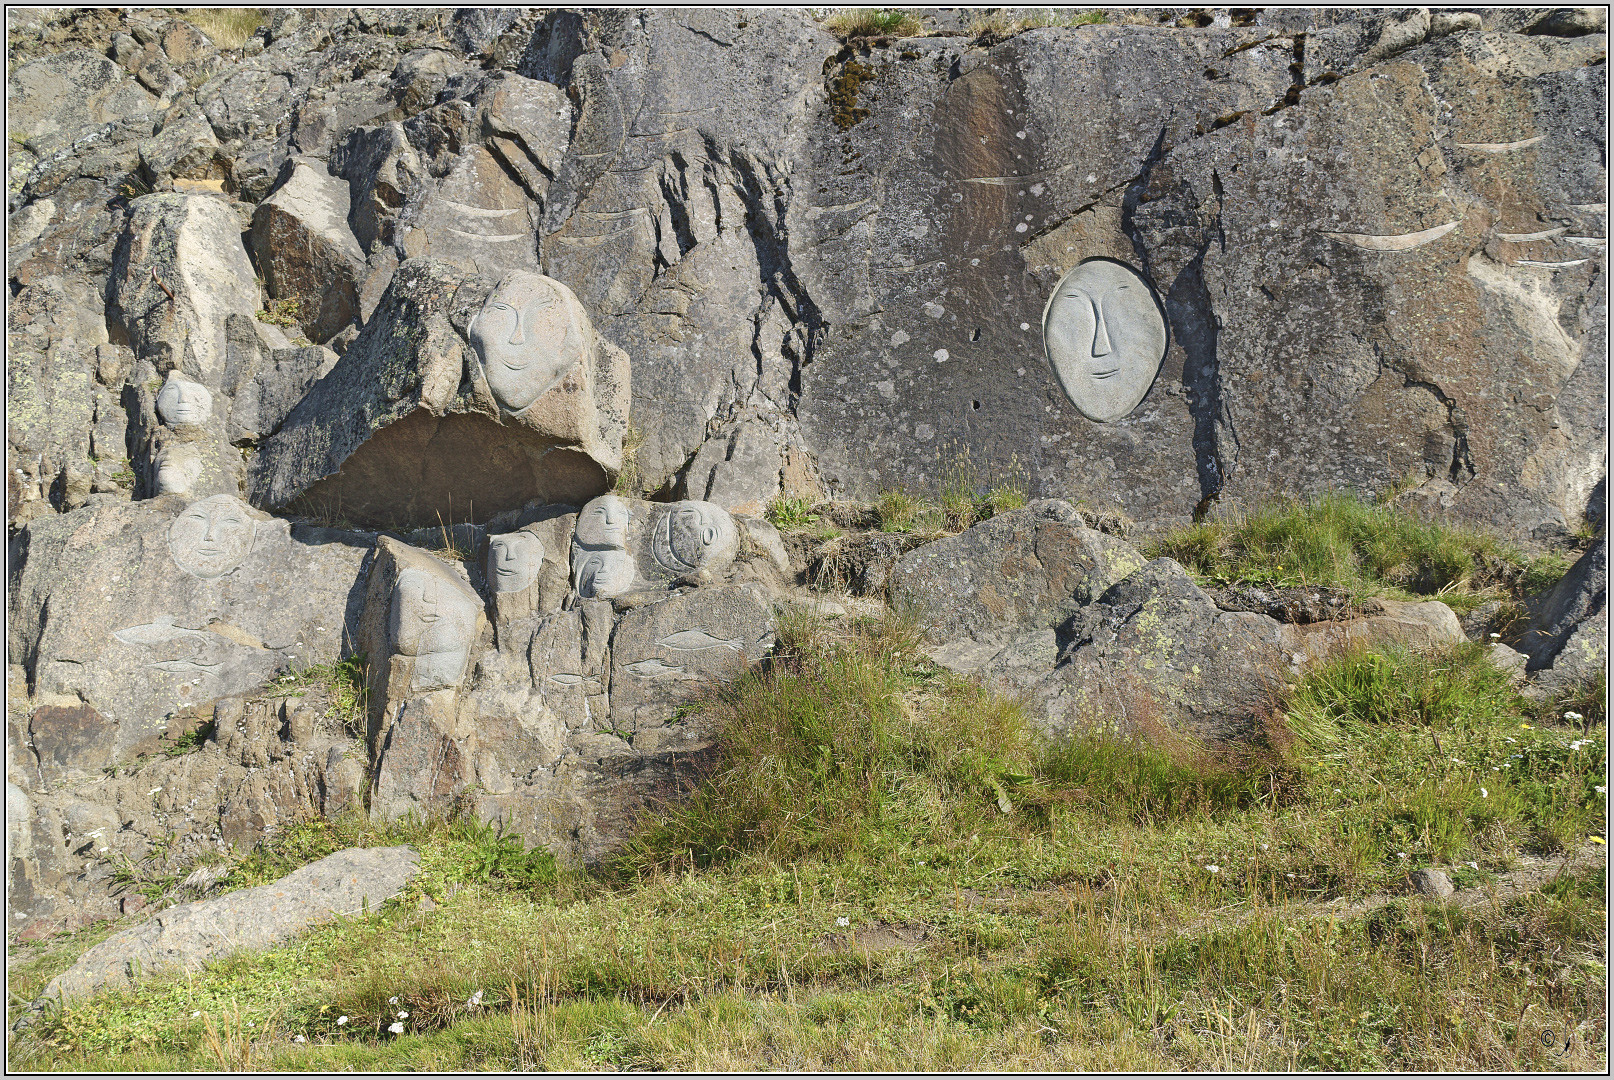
[202,517,217,541]
[1089,298,1112,358]
[506,313,525,346]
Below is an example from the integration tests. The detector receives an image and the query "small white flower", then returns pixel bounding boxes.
[1205,864,1220,874]
[1492,767,1501,772]
[191,1011,201,1018]
[1397,852,1408,860]
[1505,737,1516,743]
[1490,633,1501,640]
[293,1034,306,1043]
[1450,759,1464,766]
[1467,861,1479,871]
[1285,873,1296,879]
[397,1011,408,1019]
[148,787,162,796]
[1596,786,1606,795]
[1480,787,1488,798]
[468,990,483,1007]
[337,1016,349,1026]
[1565,711,1583,721]
[389,996,399,1005]
[389,1021,405,1034]
[1259,843,1269,851]
[835,916,850,927]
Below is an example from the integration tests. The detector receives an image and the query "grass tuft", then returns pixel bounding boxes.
[821,8,924,38]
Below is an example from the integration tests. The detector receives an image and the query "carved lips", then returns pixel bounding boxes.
[1042,258,1167,424]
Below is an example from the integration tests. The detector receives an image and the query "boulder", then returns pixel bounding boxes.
[6,49,154,155]
[9,496,369,769]
[250,260,630,529]
[891,499,1146,649]
[249,160,369,343]
[39,847,418,1005]
[1521,533,1606,670]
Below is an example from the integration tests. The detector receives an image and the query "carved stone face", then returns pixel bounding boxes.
[1042,259,1167,423]
[168,494,256,579]
[651,501,738,575]
[154,444,204,496]
[391,565,479,691]
[487,529,543,594]
[469,271,583,414]
[573,548,637,599]
[574,493,630,550]
[156,371,214,427]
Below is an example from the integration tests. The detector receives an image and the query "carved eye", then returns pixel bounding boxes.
[702,527,717,544]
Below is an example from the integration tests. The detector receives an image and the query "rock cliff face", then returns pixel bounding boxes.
[6,6,1606,940]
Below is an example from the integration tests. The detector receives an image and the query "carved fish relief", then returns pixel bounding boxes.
[656,630,744,652]
[623,658,687,679]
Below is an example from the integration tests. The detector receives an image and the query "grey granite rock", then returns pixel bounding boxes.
[40,846,419,1004]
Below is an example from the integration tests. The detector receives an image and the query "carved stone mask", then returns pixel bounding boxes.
[487,529,544,594]
[574,493,630,550]
[1042,259,1167,423]
[652,501,738,575]
[154,444,204,496]
[168,494,256,579]
[156,371,214,427]
[573,548,636,599]
[468,271,584,414]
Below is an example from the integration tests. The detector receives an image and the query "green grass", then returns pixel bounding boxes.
[821,8,924,38]
[765,495,821,529]
[10,624,1606,1071]
[269,656,367,738]
[970,8,1107,41]
[1147,491,1552,610]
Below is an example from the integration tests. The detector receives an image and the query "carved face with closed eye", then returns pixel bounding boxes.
[468,271,585,414]
[1042,259,1167,424]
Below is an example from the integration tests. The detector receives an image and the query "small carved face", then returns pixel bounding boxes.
[573,548,636,599]
[469,272,582,413]
[154,444,204,496]
[156,372,213,427]
[1042,259,1167,424]
[487,530,543,594]
[653,501,738,575]
[168,494,256,579]
[574,494,630,549]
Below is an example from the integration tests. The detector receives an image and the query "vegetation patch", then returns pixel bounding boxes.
[9,590,1604,1071]
[1148,491,1568,612]
[821,8,924,40]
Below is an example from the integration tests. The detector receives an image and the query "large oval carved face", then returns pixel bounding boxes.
[651,501,738,575]
[1042,259,1167,423]
[469,272,584,414]
[168,494,256,579]
[392,566,478,660]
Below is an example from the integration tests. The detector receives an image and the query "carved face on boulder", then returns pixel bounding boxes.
[1042,259,1167,423]
[168,494,256,579]
[651,501,738,576]
[574,493,630,550]
[154,443,204,496]
[156,371,214,427]
[391,565,480,691]
[469,271,585,414]
[486,529,544,594]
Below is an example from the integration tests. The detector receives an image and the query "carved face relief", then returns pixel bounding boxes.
[487,529,544,594]
[156,371,214,427]
[468,271,584,414]
[154,444,204,496]
[168,494,256,579]
[651,501,738,575]
[573,547,637,599]
[1042,259,1167,423]
[391,566,479,691]
[574,494,630,550]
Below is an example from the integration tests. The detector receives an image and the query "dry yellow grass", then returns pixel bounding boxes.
[175,8,265,50]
